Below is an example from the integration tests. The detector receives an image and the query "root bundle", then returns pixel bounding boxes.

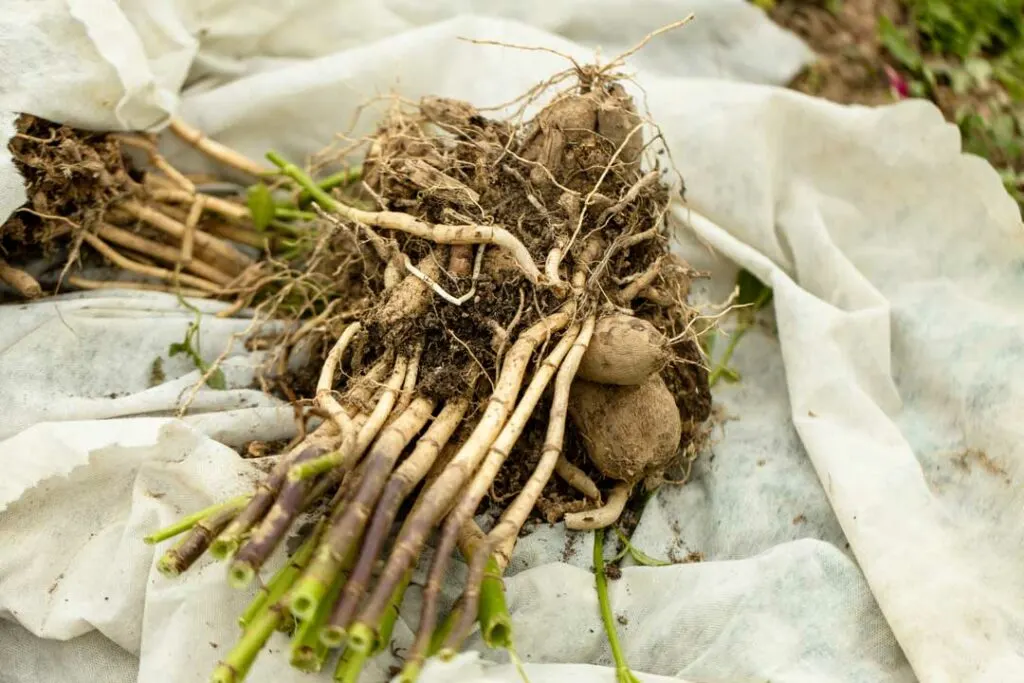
[7,28,714,683]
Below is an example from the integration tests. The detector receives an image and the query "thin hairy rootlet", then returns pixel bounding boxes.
[126,50,713,683]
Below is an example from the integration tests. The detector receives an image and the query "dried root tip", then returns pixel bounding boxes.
[0,259,42,298]
[564,481,631,530]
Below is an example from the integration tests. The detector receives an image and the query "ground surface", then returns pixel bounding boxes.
[759,0,1024,211]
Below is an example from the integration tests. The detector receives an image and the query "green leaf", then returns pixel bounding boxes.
[949,68,973,95]
[736,269,773,311]
[168,341,188,357]
[207,368,227,391]
[992,113,1017,150]
[614,529,672,567]
[878,16,921,72]
[964,58,993,87]
[246,183,276,231]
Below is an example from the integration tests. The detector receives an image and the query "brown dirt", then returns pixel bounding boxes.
[273,66,714,521]
[4,114,139,249]
[770,0,904,105]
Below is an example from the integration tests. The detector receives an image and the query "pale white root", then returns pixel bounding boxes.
[0,259,42,298]
[118,199,253,273]
[81,233,223,293]
[149,188,250,222]
[554,455,602,501]
[66,275,211,298]
[321,201,542,283]
[316,322,364,439]
[96,223,232,285]
[167,117,268,177]
[488,315,597,560]
[564,481,632,530]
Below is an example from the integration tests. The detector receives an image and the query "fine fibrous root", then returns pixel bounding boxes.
[135,35,715,683]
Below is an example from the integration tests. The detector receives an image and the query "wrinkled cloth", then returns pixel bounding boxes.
[2,3,1024,683]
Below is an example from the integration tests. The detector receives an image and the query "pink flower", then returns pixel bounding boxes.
[884,64,910,99]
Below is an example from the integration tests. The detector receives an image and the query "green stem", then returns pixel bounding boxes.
[210,602,285,683]
[145,495,250,545]
[266,152,340,214]
[478,556,512,649]
[298,167,363,207]
[274,207,317,221]
[291,570,346,672]
[287,449,345,482]
[428,604,459,658]
[594,530,640,683]
[333,646,370,683]
[375,568,413,654]
[707,322,750,387]
[238,524,321,629]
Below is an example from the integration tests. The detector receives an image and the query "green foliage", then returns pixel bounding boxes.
[877,1,1024,210]
[707,269,773,387]
[908,0,1024,60]
[168,304,226,390]
[246,183,276,232]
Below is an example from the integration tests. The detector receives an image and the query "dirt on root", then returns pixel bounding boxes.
[263,65,717,520]
[4,114,140,250]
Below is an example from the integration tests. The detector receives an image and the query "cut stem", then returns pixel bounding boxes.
[238,522,322,629]
[411,321,583,665]
[210,601,286,683]
[333,646,369,683]
[326,398,469,640]
[212,425,338,560]
[290,567,347,672]
[157,502,244,577]
[350,308,572,646]
[228,445,329,587]
[289,396,432,622]
[145,494,251,544]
